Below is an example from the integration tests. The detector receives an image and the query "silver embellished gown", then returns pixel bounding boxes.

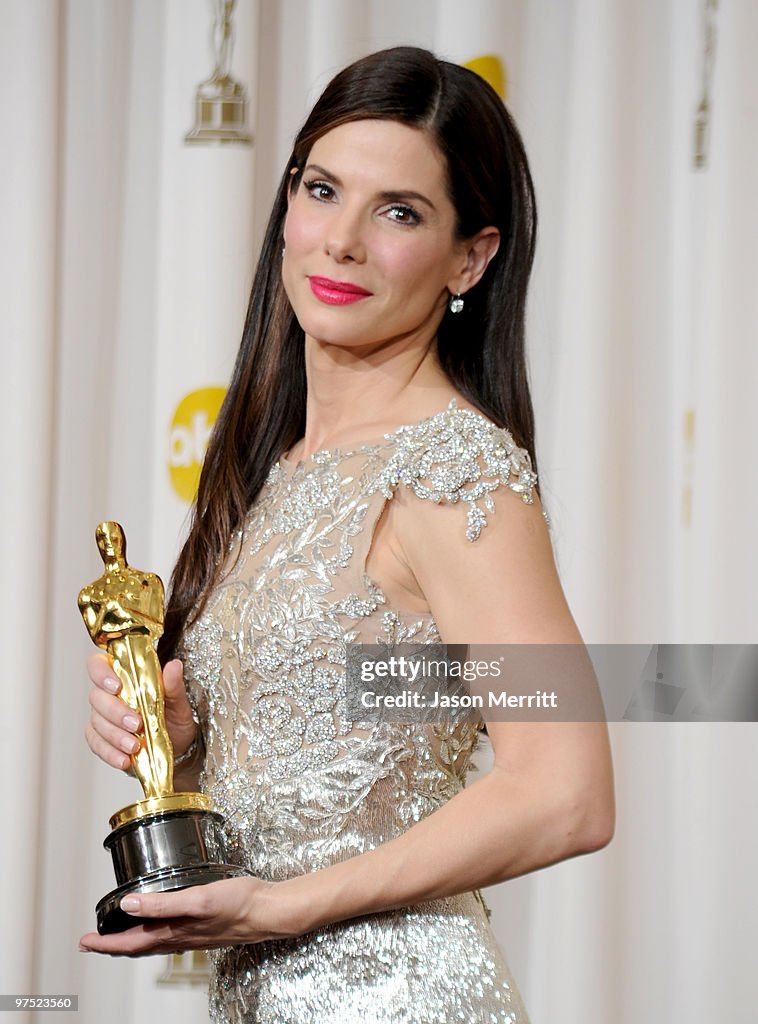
[179,399,536,1024]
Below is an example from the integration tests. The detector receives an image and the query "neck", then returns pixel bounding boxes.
[295,327,453,457]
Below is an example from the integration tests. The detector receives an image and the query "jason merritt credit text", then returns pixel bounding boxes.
[360,690,559,710]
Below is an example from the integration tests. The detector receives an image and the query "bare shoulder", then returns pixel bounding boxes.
[367,401,577,645]
[392,481,576,644]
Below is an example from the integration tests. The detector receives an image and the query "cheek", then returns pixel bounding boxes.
[374,235,452,291]
[283,202,322,254]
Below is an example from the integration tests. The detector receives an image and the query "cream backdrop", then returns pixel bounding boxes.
[2,1,756,1023]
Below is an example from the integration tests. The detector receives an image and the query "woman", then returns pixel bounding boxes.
[81,46,614,1023]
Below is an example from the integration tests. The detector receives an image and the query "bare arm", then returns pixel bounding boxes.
[276,484,614,933]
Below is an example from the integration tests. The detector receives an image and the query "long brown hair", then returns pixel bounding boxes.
[158,45,538,663]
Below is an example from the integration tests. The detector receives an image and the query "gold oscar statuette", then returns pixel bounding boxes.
[78,521,246,934]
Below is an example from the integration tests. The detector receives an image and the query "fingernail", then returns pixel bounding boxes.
[79,945,92,952]
[123,714,140,730]
[103,678,119,693]
[120,895,140,913]
[122,736,139,754]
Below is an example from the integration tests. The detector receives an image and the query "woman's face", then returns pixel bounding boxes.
[282,119,481,351]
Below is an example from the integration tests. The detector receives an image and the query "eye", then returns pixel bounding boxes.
[303,179,335,201]
[384,204,422,226]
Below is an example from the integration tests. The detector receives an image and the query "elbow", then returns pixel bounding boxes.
[561,785,615,857]
[578,807,615,853]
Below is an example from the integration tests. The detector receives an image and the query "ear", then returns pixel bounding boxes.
[286,166,299,207]
[447,227,500,295]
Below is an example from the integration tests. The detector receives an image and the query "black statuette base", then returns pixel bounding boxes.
[97,806,248,934]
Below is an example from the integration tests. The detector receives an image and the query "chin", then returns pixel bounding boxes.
[294,306,378,348]
[305,328,380,350]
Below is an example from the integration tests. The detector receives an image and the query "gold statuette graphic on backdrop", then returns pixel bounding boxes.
[184,0,252,145]
[78,521,246,934]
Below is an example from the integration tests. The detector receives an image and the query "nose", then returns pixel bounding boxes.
[324,206,366,263]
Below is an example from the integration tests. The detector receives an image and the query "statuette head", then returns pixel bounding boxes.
[95,521,126,562]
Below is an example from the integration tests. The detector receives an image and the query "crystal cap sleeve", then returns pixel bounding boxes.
[369,399,540,542]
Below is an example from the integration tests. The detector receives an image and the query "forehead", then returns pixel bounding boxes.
[306,119,449,194]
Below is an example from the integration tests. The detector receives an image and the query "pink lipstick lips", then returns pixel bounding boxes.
[308,276,373,305]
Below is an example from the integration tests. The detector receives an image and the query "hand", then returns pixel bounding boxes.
[78,877,294,956]
[84,653,198,772]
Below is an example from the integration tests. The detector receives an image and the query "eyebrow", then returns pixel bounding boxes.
[303,164,437,211]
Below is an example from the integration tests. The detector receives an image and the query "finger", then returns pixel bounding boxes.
[88,707,142,758]
[88,686,142,732]
[162,662,197,744]
[162,660,191,709]
[87,651,121,694]
[119,885,213,921]
[79,922,194,958]
[84,720,133,771]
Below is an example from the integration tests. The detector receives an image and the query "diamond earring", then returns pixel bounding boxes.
[449,293,464,314]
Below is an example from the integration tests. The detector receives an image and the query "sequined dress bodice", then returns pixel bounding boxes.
[179,400,535,1024]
